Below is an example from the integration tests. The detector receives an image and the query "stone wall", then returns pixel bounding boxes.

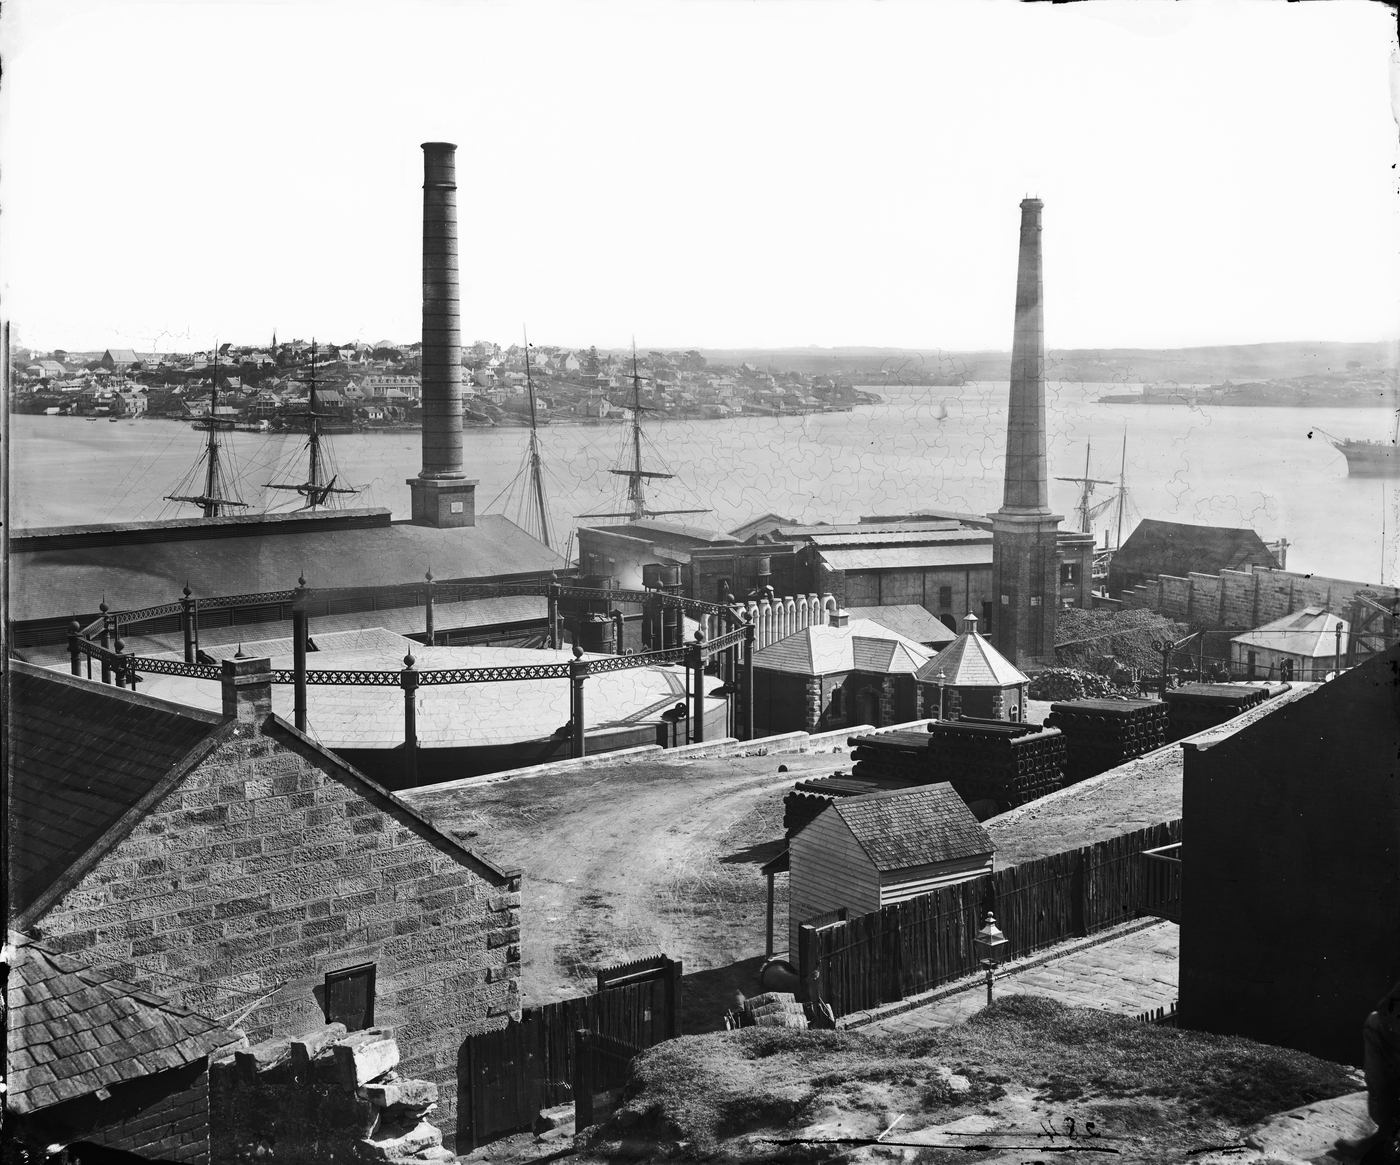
[33,667,521,1146]
[210,1023,454,1164]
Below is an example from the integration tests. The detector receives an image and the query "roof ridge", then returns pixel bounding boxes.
[9,660,226,724]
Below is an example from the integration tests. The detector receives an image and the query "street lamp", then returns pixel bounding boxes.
[973,911,1010,1005]
[935,669,947,721]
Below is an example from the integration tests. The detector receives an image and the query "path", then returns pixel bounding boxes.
[864,919,1178,1034]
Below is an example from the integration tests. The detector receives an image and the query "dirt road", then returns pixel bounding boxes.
[401,750,846,1010]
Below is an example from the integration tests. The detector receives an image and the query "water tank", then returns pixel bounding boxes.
[642,562,663,590]
[657,564,682,590]
[577,613,615,654]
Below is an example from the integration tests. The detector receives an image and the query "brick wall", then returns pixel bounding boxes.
[33,705,521,1145]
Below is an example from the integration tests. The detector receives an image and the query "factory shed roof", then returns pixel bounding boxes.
[817,544,995,573]
[806,528,990,549]
[775,519,965,539]
[6,931,238,1115]
[609,519,739,545]
[830,784,993,872]
[754,617,933,676]
[9,509,566,623]
[1231,607,1349,659]
[845,606,958,647]
[6,663,225,919]
[915,616,1028,687]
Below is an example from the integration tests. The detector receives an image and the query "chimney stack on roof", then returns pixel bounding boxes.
[408,142,477,528]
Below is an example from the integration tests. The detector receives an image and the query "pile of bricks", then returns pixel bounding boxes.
[782,769,920,837]
[1043,698,1169,784]
[1163,683,1270,742]
[210,1023,456,1164]
[927,717,1066,815]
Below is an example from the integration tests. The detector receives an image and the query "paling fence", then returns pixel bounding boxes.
[460,955,681,1149]
[799,820,1182,1019]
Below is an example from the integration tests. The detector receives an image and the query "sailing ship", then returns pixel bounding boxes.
[264,341,361,510]
[1056,431,1135,586]
[164,347,251,518]
[487,331,555,549]
[1322,410,1400,477]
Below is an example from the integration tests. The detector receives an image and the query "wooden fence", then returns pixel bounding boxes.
[459,955,681,1149]
[799,821,1181,1019]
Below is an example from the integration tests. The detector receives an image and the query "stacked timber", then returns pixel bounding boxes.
[848,729,933,783]
[783,771,919,837]
[1163,684,1270,743]
[1043,698,1169,784]
[927,717,1066,816]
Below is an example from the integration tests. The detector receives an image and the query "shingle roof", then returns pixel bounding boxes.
[754,618,934,676]
[914,621,1028,687]
[6,664,224,919]
[6,931,236,1114]
[832,784,993,871]
[1230,607,1349,659]
[846,606,958,647]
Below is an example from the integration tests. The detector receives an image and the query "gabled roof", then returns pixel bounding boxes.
[6,931,237,1114]
[6,664,225,920]
[846,606,957,647]
[754,617,934,676]
[829,784,993,871]
[914,617,1028,687]
[1111,519,1277,581]
[1231,607,1349,658]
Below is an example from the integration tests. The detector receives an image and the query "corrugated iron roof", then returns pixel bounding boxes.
[807,529,989,549]
[832,784,993,871]
[915,624,1028,687]
[6,931,236,1114]
[817,544,994,573]
[7,664,224,918]
[754,618,934,676]
[1230,607,1349,658]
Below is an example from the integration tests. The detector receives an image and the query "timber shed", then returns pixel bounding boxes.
[788,783,993,956]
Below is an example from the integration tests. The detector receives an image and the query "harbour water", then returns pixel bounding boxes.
[10,381,1395,586]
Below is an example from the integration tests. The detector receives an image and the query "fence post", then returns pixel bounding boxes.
[689,631,705,744]
[798,924,821,1006]
[114,638,128,688]
[181,583,196,663]
[292,576,309,733]
[742,615,756,742]
[573,1028,594,1130]
[424,569,435,646]
[613,609,624,654]
[570,646,586,759]
[667,956,683,1037]
[402,652,419,787]
[125,643,140,691]
[68,621,82,676]
[99,600,112,685]
[548,579,561,650]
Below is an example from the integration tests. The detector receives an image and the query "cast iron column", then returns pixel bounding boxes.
[402,652,419,786]
[690,631,705,744]
[181,583,196,663]
[569,646,586,759]
[292,576,309,733]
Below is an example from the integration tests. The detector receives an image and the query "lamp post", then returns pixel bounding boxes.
[973,911,1009,1006]
[935,669,947,721]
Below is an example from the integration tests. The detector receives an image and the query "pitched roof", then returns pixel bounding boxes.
[1230,607,1348,658]
[846,606,958,647]
[6,664,225,920]
[1111,519,1278,581]
[831,784,993,871]
[6,931,237,1114]
[754,618,934,676]
[914,618,1028,687]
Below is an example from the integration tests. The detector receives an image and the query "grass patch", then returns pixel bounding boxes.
[586,995,1358,1161]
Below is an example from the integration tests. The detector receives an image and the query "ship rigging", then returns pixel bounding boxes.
[163,345,251,518]
[263,341,361,510]
[486,329,556,549]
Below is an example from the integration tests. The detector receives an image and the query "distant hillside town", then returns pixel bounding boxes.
[7,339,881,426]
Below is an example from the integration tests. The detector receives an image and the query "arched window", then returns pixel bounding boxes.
[939,613,957,632]
[1008,704,1020,723]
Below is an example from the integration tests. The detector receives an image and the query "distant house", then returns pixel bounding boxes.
[101,349,162,371]
[33,359,67,379]
[753,611,934,734]
[730,512,794,543]
[788,784,994,956]
[560,352,581,373]
[1230,607,1348,681]
[1108,519,1278,598]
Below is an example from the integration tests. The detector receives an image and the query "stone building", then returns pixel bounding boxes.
[8,658,522,1147]
[1230,606,1348,681]
[915,613,1029,722]
[751,612,933,734]
[1107,519,1277,600]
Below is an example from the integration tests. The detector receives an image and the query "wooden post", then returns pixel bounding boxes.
[68,621,82,676]
[424,569,435,646]
[292,576,309,733]
[548,580,561,650]
[114,637,127,688]
[99,600,112,685]
[742,615,756,742]
[402,652,419,787]
[1335,621,1342,678]
[690,631,705,744]
[612,609,624,654]
[181,583,196,663]
[573,1028,594,1130]
[765,871,775,959]
[570,646,586,759]
[667,956,683,1038]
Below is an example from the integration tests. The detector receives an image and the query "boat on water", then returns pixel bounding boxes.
[1324,411,1400,477]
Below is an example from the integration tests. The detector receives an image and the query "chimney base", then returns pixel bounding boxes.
[408,477,477,528]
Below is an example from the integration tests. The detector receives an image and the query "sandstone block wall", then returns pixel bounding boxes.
[34,719,521,1144]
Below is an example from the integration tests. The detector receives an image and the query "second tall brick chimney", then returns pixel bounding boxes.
[408,142,477,528]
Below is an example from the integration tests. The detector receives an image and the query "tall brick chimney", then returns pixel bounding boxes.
[408,142,477,528]
[989,198,1062,665]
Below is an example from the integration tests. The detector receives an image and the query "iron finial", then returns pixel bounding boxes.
[573,644,584,659]
[234,643,246,659]
[404,652,416,669]
[99,598,109,614]
[183,581,192,598]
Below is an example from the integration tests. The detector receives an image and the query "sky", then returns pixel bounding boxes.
[2,0,1398,355]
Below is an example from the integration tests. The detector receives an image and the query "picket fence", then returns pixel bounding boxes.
[798,820,1182,1019]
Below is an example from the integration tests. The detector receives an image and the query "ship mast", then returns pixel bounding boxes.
[164,342,250,517]
[1055,438,1115,535]
[265,341,358,510]
[578,340,708,522]
[1115,428,1127,551]
[523,330,553,549]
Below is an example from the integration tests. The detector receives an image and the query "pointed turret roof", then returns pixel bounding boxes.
[914,613,1029,687]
